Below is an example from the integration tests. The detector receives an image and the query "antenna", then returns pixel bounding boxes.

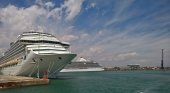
[161,49,164,70]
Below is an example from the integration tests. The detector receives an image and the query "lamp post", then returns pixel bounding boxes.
[161,49,164,70]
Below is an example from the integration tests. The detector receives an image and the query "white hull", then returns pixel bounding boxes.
[60,68,104,72]
[0,51,76,78]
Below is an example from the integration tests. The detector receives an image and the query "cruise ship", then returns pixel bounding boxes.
[0,31,76,78]
[60,57,104,72]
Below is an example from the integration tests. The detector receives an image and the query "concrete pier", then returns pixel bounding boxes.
[0,75,49,89]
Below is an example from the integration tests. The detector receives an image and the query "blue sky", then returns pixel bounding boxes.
[0,0,170,67]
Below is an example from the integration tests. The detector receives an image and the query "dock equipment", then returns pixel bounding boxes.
[0,75,49,89]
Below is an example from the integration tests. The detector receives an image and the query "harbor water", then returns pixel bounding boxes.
[0,71,170,93]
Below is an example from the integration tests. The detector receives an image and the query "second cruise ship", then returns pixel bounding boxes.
[0,31,76,78]
[60,57,104,72]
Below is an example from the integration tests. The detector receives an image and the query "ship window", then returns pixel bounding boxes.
[24,55,26,60]
[58,57,62,60]
[20,40,70,46]
[32,58,36,62]
[40,58,43,61]
[33,49,66,51]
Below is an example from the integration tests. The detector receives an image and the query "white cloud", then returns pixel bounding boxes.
[105,0,135,26]
[47,0,84,21]
[89,47,102,54]
[45,2,55,10]
[0,5,46,32]
[47,8,62,20]
[85,2,96,10]
[80,33,89,39]
[61,34,79,42]
[35,0,44,6]
[90,3,96,8]
[114,52,137,61]
[63,0,84,21]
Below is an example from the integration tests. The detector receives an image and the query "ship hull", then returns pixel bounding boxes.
[0,51,76,78]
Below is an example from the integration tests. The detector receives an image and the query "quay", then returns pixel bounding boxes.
[0,75,49,89]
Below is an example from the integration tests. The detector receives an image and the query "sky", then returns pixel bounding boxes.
[0,0,170,67]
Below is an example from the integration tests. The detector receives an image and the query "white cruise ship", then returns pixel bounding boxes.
[60,57,104,72]
[0,31,76,78]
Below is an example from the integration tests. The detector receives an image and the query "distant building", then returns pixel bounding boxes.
[104,67,121,71]
[127,64,140,70]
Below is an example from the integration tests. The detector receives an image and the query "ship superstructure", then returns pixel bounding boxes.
[0,31,76,78]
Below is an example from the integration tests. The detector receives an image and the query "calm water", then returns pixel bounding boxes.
[1,71,170,93]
